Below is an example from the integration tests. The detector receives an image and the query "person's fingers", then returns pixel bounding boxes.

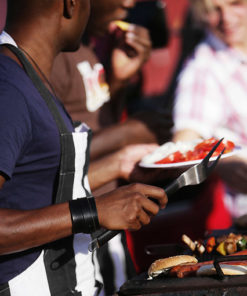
[128,183,168,209]
[127,25,151,47]
[124,37,151,62]
[137,209,152,226]
[125,32,151,49]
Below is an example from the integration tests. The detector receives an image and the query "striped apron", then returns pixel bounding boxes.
[0,45,102,296]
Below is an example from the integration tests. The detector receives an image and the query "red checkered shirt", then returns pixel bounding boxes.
[173,32,247,217]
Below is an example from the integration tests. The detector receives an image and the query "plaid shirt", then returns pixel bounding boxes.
[173,32,247,218]
[173,32,247,147]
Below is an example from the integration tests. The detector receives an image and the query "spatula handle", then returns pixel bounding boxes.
[164,180,180,197]
[88,230,120,252]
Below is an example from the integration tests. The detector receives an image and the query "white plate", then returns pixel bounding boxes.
[139,146,242,169]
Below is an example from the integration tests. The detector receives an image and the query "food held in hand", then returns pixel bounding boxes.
[148,255,198,279]
[114,20,130,31]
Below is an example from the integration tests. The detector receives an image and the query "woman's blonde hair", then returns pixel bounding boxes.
[189,0,216,26]
[189,0,247,26]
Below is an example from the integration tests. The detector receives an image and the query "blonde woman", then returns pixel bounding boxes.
[173,0,247,219]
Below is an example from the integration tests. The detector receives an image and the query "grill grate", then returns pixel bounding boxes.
[118,272,247,295]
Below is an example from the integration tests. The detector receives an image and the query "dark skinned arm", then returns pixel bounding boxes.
[0,174,73,255]
[0,175,167,255]
[90,111,173,160]
[88,143,158,190]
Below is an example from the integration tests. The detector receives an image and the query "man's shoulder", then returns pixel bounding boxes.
[0,53,25,78]
[0,54,44,115]
[0,54,33,92]
[0,52,18,69]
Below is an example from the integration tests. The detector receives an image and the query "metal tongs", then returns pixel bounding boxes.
[89,138,225,252]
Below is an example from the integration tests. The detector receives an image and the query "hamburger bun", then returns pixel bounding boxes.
[148,255,198,279]
[197,264,247,276]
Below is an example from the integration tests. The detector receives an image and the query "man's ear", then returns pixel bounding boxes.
[63,0,76,19]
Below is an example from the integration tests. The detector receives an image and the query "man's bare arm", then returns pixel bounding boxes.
[0,174,72,255]
[0,175,167,255]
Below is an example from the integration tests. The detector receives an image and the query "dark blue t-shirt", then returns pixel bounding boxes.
[0,54,74,284]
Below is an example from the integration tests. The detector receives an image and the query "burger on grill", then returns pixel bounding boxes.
[148,255,198,279]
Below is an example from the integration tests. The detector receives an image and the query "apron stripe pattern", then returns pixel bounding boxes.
[1,44,102,296]
[9,251,51,296]
[72,128,91,199]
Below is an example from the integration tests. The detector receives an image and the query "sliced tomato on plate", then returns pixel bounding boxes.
[155,137,235,164]
[194,137,224,153]
[155,150,185,164]
[224,139,235,153]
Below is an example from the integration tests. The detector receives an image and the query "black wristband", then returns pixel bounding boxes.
[87,196,100,231]
[69,197,100,234]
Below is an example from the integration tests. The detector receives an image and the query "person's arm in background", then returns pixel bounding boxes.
[107,23,152,98]
[89,142,179,191]
[89,21,173,160]
[173,129,202,142]
[88,143,158,190]
[90,110,173,160]
[173,108,247,195]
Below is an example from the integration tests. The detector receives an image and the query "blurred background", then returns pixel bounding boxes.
[0,0,191,100]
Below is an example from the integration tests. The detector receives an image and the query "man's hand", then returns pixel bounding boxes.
[95,183,167,231]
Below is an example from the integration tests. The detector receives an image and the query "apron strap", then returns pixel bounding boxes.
[1,44,100,295]
[3,44,77,204]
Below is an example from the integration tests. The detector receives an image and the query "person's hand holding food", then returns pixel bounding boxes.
[109,20,152,87]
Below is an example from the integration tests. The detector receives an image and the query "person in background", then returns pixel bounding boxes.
[93,0,170,116]
[51,0,172,167]
[50,0,173,294]
[173,0,247,219]
[0,1,168,295]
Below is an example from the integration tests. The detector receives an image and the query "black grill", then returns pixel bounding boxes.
[118,228,247,295]
[118,272,247,295]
